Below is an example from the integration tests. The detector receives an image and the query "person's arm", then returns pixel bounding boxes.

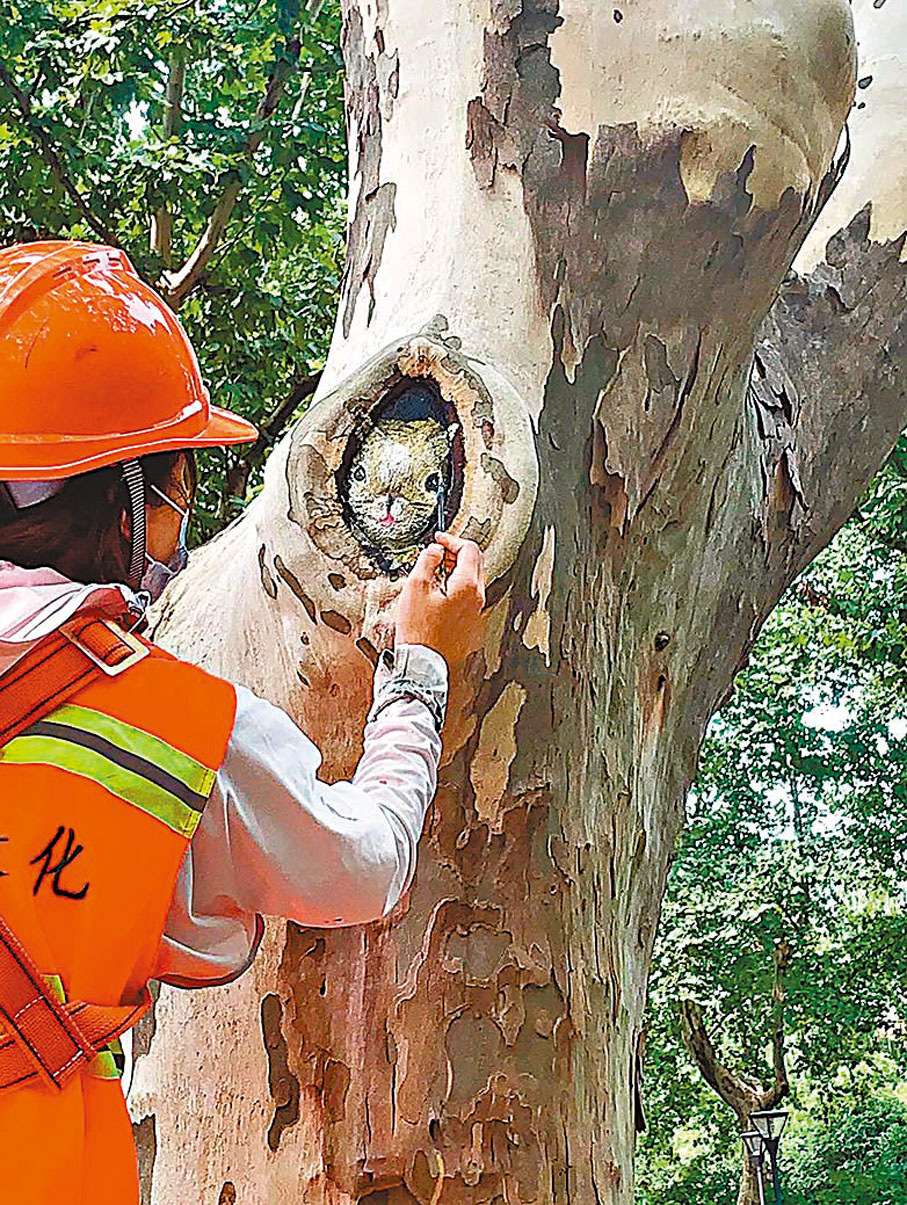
[155,646,447,986]
[156,533,484,987]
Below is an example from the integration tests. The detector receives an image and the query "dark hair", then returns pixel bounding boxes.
[0,450,197,585]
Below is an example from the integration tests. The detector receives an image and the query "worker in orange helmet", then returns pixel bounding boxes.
[0,241,485,1204]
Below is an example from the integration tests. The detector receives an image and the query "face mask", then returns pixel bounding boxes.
[139,484,190,603]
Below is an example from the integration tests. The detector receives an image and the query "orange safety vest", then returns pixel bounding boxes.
[0,620,236,1204]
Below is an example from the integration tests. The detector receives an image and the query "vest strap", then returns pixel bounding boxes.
[0,616,149,748]
[0,912,151,1091]
[0,616,154,1091]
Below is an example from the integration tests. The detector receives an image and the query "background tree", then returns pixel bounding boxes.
[0,0,345,532]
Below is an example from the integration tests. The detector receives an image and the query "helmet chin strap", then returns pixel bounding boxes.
[120,460,146,590]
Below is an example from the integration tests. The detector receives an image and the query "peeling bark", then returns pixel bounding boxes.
[131,2,907,1203]
[341,5,398,337]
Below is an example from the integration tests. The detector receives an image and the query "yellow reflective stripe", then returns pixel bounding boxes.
[37,976,126,1080]
[45,974,65,1004]
[49,704,216,796]
[1,736,203,837]
[88,1049,121,1080]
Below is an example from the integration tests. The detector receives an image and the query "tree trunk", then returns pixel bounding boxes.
[129,2,907,1202]
[737,1152,764,1205]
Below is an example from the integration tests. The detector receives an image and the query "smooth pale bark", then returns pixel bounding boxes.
[129,2,907,1202]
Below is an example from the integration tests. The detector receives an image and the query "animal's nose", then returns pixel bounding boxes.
[376,495,396,525]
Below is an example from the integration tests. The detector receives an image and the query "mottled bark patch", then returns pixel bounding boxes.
[321,609,353,635]
[343,183,397,336]
[259,543,278,599]
[357,635,379,665]
[522,525,555,663]
[341,4,397,336]
[644,334,680,395]
[465,99,500,190]
[479,453,520,504]
[444,1015,505,1105]
[358,1187,419,1204]
[460,516,492,545]
[324,1057,352,1121]
[274,555,317,622]
[130,979,158,1063]
[465,2,562,193]
[261,993,301,1151]
[470,682,526,829]
[377,49,399,122]
[641,665,671,736]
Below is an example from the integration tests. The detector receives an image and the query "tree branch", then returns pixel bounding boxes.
[747,43,907,605]
[679,939,792,1124]
[159,1,323,308]
[27,57,49,102]
[225,369,321,498]
[677,1000,761,1120]
[741,20,907,622]
[762,939,791,1109]
[150,45,186,267]
[0,57,122,247]
[750,210,907,616]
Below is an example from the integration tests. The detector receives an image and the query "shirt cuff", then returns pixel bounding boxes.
[368,643,449,732]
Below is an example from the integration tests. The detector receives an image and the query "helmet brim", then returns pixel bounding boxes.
[192,405,260,450]
[0,406,258,480]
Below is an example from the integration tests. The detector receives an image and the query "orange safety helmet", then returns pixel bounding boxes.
[0,240,257,479]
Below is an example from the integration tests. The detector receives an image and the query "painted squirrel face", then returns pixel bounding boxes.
[346,418,457,551]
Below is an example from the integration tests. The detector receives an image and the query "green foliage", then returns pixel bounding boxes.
[856,435,907,558]
[639,442,907,1203]
[785,1093,907,1205]
[0,0,346,537]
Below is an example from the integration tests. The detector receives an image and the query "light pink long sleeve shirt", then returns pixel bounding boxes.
[0,563,448,986]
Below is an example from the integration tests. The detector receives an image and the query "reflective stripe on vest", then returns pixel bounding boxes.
[0,702,216,838]
[45,975,124,1081]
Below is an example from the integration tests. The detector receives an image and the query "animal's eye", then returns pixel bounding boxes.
[425,473,440,492]
[352,465,366,483]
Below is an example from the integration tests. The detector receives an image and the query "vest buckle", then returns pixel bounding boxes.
[61,619,150,677]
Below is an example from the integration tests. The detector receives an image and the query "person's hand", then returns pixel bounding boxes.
[394,532,486,665]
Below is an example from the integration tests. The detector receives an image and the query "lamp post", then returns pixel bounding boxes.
[750,1110,789,1205]
[742,1130,767,1205]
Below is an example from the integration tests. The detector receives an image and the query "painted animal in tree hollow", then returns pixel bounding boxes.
[345,416,458,573]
